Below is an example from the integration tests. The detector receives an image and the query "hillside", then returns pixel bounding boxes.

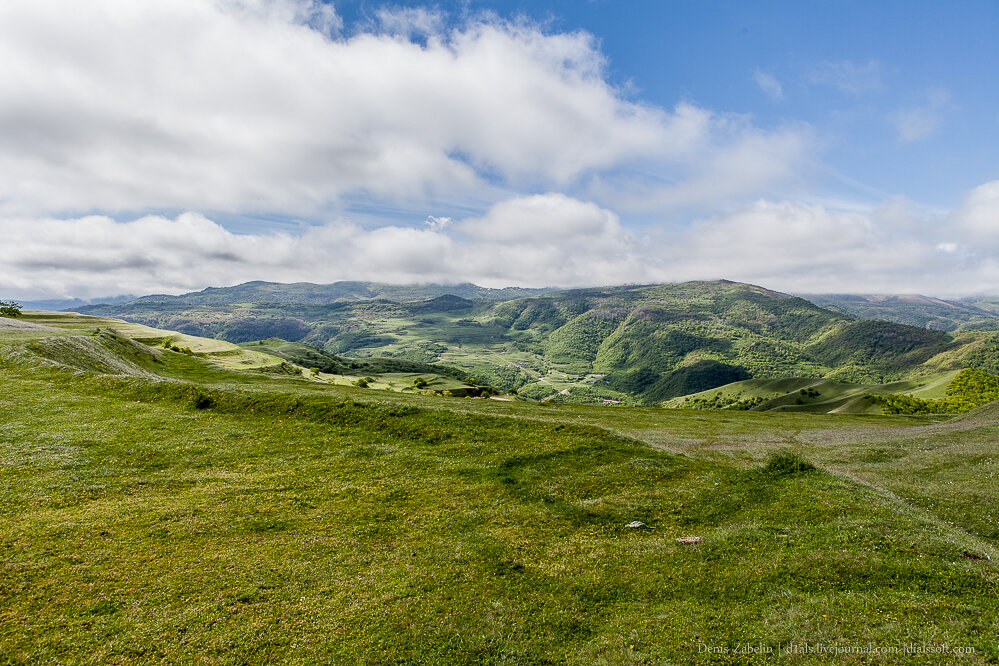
[14,311,485,398]
[800,293,999,331]
[2,310,998,662]
[78,279,999,405]
[667,371,962,414]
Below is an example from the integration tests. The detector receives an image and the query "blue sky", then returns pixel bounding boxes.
[2,0,999,299]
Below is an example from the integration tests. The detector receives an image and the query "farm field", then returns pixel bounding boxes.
[0,313,996,663]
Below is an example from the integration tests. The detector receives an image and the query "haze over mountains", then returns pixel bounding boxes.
[76,279,999,407]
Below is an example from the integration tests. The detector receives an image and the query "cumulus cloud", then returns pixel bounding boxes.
[6,183,999,300]
[658,200,942,292]
[951,180,999,241]
[0,0,813,220]
[0,0,692,217]
[458,193,623,242]
[0,196,642,298]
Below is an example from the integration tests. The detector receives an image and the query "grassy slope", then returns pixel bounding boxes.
[0,316,997,663]
[668,371,964,414]
[21,311,284,372]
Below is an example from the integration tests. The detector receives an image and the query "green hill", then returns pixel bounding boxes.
[2,310,998,662]
[77,279,999,405]
[800,293,999,331]
[668,371,964,414]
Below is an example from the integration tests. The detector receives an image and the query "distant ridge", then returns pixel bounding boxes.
[799,293,999,332]
[123,281,559,307]
[78,278,999,405]
[22,294,136,311]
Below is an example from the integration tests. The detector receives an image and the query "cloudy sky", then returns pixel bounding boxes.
[3,0,999,300]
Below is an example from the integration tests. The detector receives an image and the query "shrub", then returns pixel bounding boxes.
[190,393,215,410]
[0,300,22,317]
[353,378,369,388]
[763,451,816,477]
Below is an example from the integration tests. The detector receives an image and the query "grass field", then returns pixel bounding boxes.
[667,371,965,414]
[1,313,997,663]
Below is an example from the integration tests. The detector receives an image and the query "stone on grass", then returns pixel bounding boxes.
[676,536,703,545]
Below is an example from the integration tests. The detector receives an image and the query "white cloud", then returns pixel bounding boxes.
[658,200,940,292]
[807,59,883,95]
[458,193,622,242]
[424,215,452,232]
[753,68,783,101]
[952,180,999,239]
[0,0,691,217]
[375,6,444,37]
[6,183,999,300]
[600,120,814,213]
[0,0,816,222]
[892,88,954,143]
[0,194,642,298]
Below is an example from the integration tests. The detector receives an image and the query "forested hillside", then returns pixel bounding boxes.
[80,280,999,405]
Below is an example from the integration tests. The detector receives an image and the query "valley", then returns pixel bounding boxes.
[82,279,999,412]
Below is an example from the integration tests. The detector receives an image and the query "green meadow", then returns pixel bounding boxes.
[1,313,997,663]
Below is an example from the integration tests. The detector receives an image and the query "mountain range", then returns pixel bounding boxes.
[75,279,999,406]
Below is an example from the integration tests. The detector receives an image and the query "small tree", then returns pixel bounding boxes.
[0,300,21,317]
[412,376,429,389]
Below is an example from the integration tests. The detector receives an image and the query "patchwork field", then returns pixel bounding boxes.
[0,313,997,663]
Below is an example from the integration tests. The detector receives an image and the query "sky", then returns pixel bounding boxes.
[2,0,999,300]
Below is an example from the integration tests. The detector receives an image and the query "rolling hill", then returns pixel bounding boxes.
[79,279,999,406]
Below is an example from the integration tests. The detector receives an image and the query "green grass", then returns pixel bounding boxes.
[0,315,998,663]
[669,371,965,414]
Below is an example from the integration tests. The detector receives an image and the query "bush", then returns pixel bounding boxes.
[868,368,999,414]
[190,393,215,410]
[0,300,22,317]
[763,451,816,477]
[353,378,369,388]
